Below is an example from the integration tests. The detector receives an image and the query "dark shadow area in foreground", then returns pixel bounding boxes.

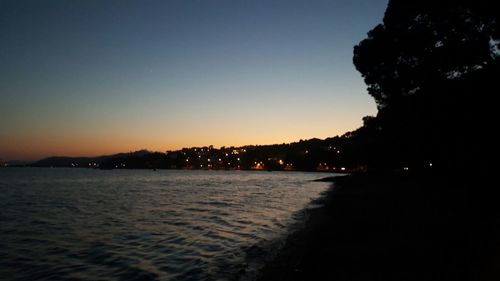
[257,173,500,281]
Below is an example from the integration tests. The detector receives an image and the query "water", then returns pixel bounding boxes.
[0,168,334,281]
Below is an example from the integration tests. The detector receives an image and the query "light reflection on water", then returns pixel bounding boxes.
[0,168,334,280]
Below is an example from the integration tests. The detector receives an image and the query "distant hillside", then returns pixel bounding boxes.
[32,150,152,168]
[29,137,365,172]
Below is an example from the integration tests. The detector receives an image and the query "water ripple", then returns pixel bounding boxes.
[0,169,333,280]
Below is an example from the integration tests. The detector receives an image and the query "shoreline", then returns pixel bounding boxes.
[255,173,499,281]
[0,166,348,174]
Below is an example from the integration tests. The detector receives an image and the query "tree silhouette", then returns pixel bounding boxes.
[353,0,499,172]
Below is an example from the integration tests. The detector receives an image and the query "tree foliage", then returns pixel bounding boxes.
[354,0,499,109]
[353,0,499,172]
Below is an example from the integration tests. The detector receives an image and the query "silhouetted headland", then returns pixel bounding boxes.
[25,139,367,172]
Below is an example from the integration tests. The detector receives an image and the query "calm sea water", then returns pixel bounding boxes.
[0,168,334,281]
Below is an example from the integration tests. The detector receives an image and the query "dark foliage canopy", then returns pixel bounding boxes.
[353,0,499,172]
[354,0,499,109]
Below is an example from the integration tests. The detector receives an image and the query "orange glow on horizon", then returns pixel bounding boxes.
[0,126,355,161]
[0,99,372,161]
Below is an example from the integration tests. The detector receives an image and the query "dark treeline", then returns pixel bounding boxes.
[350,1,499,279]
[352,0,498,175]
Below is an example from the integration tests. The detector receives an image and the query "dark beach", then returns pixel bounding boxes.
[256,172,499,281]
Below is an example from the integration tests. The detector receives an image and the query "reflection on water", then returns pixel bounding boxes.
[0,168,333,280]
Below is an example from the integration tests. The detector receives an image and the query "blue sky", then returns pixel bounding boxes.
[0,0,388,160]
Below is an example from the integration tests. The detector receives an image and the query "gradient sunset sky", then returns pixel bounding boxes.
[0,0,388,161]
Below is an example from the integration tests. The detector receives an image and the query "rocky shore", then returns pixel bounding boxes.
[256,173,499,281]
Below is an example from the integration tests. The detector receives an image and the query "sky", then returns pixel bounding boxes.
[0,0,388,161]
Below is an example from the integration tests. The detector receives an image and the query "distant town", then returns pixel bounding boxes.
[1,135,364,172]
